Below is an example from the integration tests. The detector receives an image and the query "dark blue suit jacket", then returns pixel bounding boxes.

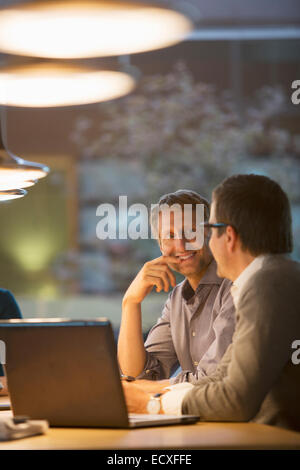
[0,289,22,376]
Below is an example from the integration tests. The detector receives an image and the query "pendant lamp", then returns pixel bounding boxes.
[0,62,136,107]
[0,188,27,201]
[0,1,193,59]
[0,179,36,190]
[0,112,49,189]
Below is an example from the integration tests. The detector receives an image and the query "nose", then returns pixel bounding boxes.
[173,237,186,253]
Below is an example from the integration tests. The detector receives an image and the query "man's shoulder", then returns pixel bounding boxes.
[251,255,300,285]
[241,255,300,305]
[0,289,21,319]
[0,288,11,302]
[0,289,12,317]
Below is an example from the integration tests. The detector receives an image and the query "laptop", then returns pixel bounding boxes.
[0,319,199,428]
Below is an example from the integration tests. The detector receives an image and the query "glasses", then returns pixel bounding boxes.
[201,222,230,237]
[160,222,230,246]
[202,222,229,229]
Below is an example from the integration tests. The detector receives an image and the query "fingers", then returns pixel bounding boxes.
[148,272,168,292]
[161,255,181,264]
[152,255,181,265]
[144,259,177,286]
[141,257,179,293]
[143,262,176,291]
[146,268,175,292]
[153,265,177,287]
[144,275,165,293]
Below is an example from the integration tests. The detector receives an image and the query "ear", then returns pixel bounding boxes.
[225,225,239,253]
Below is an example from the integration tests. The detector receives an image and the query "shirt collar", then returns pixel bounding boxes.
[231,255,266,308]
[182,259,223,300]
[197,259,223,287]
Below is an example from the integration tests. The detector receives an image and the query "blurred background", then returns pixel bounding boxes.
[0,0,300,334]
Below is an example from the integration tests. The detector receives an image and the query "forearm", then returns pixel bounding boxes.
[118,298,147,377]
[170,370,206,384]
[171,347,231,385]
[134,379,170,393]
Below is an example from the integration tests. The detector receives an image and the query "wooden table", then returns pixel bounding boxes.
[1,397,300,450]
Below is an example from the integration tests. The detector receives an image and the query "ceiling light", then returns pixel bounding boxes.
[0,123,50,186]
[0,179,36,190]
[0,1,193,59]
[0,157,49,185]
[0,63,136,107]
[0,189,27,201]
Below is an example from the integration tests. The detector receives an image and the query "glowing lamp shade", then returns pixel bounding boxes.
[0,63,136,107]
[0,189,27,201]
[0,132,50,186]
[0,179,36,190]
[0,159,49,186]
[0,1,192,59]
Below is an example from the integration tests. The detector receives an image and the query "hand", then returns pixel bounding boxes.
[122,381,151,414]
[134,379,169,394]
[123,256,179,304]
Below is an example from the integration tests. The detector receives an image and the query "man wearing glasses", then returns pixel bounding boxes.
[123,175,300,431]
[118,190,235,389]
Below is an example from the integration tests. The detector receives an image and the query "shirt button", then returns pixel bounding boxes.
[145,369,150,374]
[192,331,196,337]
[194,361,198,366]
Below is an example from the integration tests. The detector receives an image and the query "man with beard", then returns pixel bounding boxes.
[118,190,235,386]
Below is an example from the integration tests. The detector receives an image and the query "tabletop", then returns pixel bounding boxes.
[1,397,300,450]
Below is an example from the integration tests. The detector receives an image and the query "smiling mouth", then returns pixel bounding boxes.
[175,252,196,262]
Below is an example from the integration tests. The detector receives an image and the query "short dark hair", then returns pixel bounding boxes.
[212,174,293,255]
[150,189,210,240]
[157,189,210,221]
